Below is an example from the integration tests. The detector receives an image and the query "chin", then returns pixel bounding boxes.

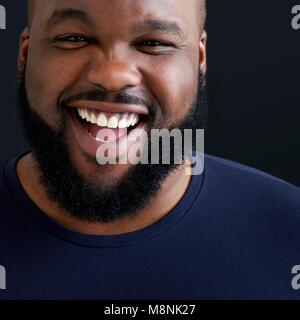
[70,150,131,186]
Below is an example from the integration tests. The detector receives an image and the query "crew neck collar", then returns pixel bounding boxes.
[3,151,205,248]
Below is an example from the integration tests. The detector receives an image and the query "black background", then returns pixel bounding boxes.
[0,0,299,186]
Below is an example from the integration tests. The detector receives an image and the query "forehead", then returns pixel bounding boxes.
[33,0,199,32]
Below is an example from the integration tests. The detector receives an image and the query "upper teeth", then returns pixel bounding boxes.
[77,108,140,129]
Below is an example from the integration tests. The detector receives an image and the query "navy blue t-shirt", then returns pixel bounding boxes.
[0,152,300,300]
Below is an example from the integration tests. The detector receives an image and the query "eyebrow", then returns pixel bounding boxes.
[131,19,185,38]
[45,8,94,31]
[45,9,185,39]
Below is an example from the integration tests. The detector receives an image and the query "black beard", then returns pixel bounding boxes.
[16,71,207,223]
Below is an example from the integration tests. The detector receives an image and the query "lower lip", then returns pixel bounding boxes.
[68,110,147,162]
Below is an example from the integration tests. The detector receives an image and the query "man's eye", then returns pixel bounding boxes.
[135,40,176,55]
[139,40,172,47]
[57,35,88,43]
[53,35,91,49]
[52,35,92,49]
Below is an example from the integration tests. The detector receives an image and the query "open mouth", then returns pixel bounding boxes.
[69,107,147,141]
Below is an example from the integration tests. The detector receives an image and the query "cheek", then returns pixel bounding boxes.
[25,49,87,129]
[143,53,198,126]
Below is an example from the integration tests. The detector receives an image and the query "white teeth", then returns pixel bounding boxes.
[83,109,89,119]
[131,114,140,126]
[90,113,98,124]
[97,113,108,127]
[107,115,119,129]
[118,112,129,129]
[127,113,135,127]
[118,118,128,129]
[79,109,86,119]
[77,108,141,128]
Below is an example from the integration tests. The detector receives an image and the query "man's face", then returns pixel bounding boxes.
[22,0,205,177]
[17,0,207,222]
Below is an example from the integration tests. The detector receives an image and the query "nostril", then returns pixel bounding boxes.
[86,61,141,92]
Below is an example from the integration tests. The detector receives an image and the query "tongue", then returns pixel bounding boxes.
[86,123,128,142]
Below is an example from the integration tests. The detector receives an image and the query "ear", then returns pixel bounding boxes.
[18,27,30,73]
[199,30,207,75]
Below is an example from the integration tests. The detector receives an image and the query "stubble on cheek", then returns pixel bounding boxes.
[154,53,198,129]
[23,66,67,132]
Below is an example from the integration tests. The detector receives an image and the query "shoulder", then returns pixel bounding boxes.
[191,155,300,250]
[0,159,12,206]
[204,153,299,191]
[0,153,24,207]
[204,154,290,182]
[189,155,300,298]
[202,154,300,211]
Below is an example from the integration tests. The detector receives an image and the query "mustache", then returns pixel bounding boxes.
[59,91,156,115]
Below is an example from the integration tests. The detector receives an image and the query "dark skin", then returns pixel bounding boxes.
[17,0,207,235]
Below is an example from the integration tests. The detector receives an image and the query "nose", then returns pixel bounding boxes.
[85,52,142,92]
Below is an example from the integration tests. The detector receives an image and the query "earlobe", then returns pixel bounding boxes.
[199,30,207,75]
[18,27,30,72]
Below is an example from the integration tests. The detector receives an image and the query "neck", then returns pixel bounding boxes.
[17,152,192,236]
